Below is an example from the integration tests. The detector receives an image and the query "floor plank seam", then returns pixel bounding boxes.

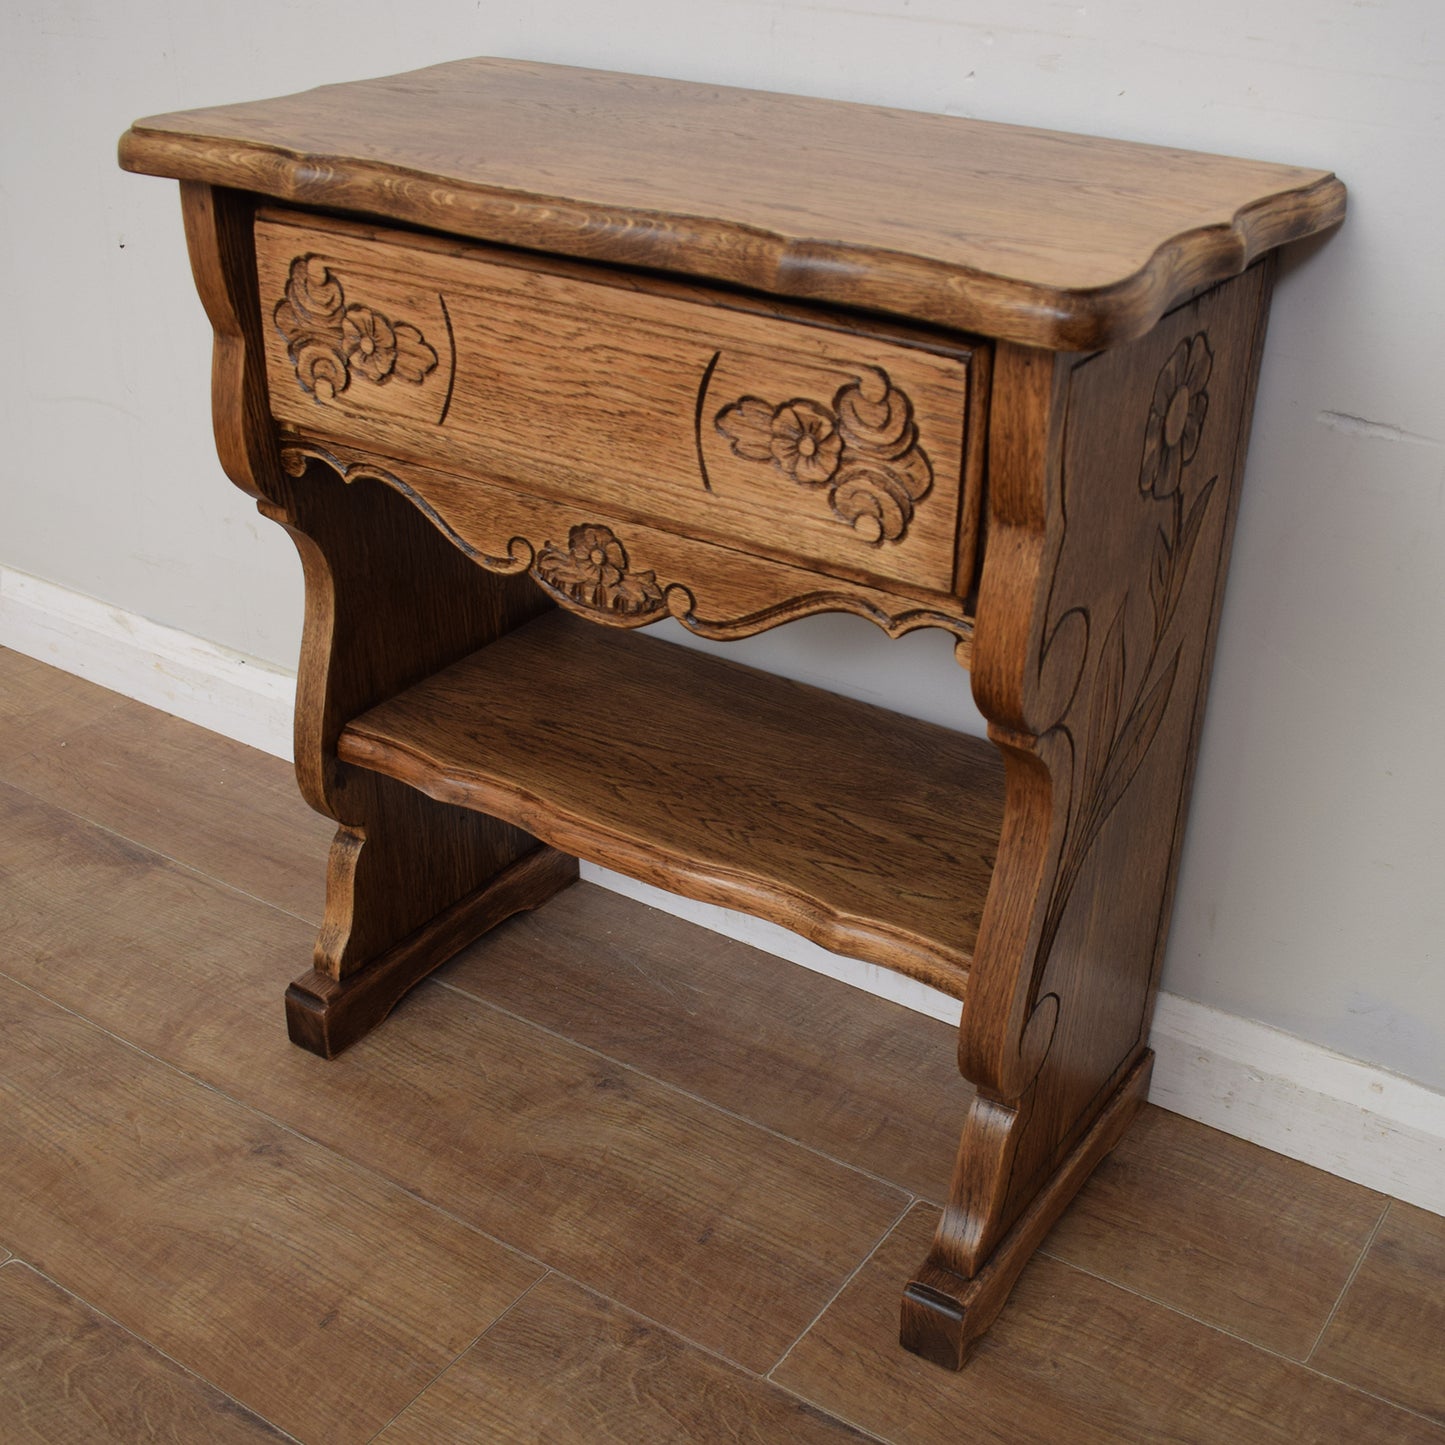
[362,1269,555,1444]
[1,1258,307,1444]
[1031,1234,1445,1422]
[433,975,925,1200]
[765,1194,918,1384]
[0,967,564,1280]
[0,768,322,929]
[1304,1197,1391,1366]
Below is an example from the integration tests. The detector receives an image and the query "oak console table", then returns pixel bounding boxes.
[119,59,1344,1370]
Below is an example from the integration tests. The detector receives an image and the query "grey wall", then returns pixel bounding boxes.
[4,0,1441,1088]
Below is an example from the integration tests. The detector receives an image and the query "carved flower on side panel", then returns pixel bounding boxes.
[1140,333,1213,498]
[274,256,438,401]
[534,524,666,619]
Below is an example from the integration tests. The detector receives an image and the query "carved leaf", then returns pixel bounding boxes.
[1091,647,1182,836]
[714,398,776,461]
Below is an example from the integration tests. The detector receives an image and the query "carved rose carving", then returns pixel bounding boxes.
[713,366,933,545]
[274,256,438,401]
[534,524,667,620]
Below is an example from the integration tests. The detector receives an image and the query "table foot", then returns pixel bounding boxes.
[285,844,577,1058]
[900,1050,1153,1368]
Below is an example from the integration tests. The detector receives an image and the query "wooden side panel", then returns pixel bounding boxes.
[181,184,572,1051]
[903,262,1275,1366]
[254,213,978,596]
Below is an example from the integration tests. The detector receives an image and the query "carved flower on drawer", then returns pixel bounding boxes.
[769,401,844,485]
[534,524,666,620]
[1141,333,1213,498]
[341,306,436,385]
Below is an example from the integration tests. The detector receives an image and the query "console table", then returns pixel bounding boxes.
[119,59,1344,1370]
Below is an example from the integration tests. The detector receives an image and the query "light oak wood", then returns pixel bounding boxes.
[120,57,1344,349]
[0,1264,289,1444]
[777,1205,1445,1444]
[256,209,981,596]
[341,608,1005,993]
[1312,1202,1445,1422]
[377,1274,873,1444]
[0,779,909,1375]
[119,63,1346,1372]
[279,440,976,653]
[0,973,542,1444]
[1042,1103,1389,1359]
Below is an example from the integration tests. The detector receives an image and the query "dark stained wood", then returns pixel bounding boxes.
[0,973,542,1445]
[778,1205,1445,1444]
[341,608,1005,993]
[377,1274,873,1444]
[439,881,971,1201]
[285,843,578,1056]
[0,648,331,923]
[1312,1202,1445,1422]
[1042,1104,1389,1360]
[0,1264,289,1444]
[120,58,1344,349]
[0,780,909,1376]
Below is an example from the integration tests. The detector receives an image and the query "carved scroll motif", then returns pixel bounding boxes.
[1038,332,1218,965]
[274,256,438,401]
[713,366,933,545]
[533,525,667,621]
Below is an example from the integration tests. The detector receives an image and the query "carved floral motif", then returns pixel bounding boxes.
[534,524,667,620]
[713,366,933,545]
[1039,331,1218,962]
[274,256,438,401]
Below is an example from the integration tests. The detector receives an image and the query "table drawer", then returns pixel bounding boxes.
[255,212,983,596]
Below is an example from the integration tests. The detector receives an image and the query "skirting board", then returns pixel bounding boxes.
[3,563,1441,1216]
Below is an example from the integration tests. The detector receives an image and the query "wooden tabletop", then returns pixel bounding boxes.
[119,57,1344,349]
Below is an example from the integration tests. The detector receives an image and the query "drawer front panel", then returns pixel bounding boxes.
[255,214,980,594]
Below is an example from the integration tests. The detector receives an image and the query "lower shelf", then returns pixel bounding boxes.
[339,609,1004,994]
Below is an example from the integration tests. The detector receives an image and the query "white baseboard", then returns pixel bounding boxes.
[4,564,1440,1215]
[0,568,294,759]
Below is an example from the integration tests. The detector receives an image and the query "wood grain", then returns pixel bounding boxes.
[1041,1104,1388,1360]
[0,974,541,1445]
[256,209,979,596]
[281,441,976,651]
[120,57,1345,349]
[439,881,971,1201]
[341,609,1005,994]
[377,1274,872,1444]
[0,779,908,1375]
[0,1264,288,1444]
[0,648,331,922]
[778,1205,1445,1444]
[1312,1202,1445,1423]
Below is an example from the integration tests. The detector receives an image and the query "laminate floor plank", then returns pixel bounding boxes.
[1039,1104,1387,1358]
[1311,1201,1445,1423]
[0,647,329,922]
[0,1263,290,1444]
[0,976,542,1445]
[376,1274,873,1444]
[774,1204,1445,1444]
[0,780,908,1376]
[440,882,970,1200]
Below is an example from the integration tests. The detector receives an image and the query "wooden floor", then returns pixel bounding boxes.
[1,644,1441,1444]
